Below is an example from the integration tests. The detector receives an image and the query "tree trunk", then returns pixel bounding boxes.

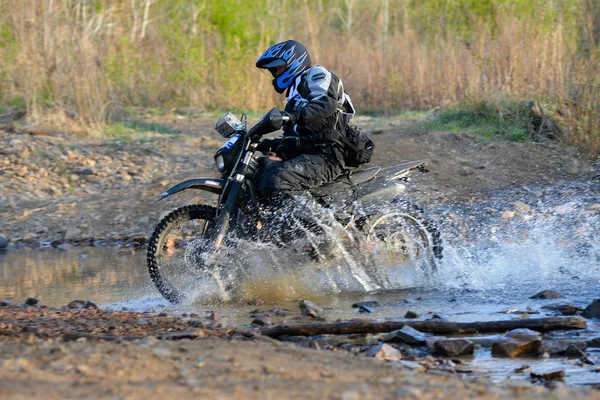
[261,317,587,338]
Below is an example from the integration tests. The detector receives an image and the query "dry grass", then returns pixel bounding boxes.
[0,0,597,154]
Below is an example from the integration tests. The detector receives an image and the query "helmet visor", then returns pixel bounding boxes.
[258,59,287,78]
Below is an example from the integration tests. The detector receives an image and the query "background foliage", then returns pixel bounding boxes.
[0,0,598,153]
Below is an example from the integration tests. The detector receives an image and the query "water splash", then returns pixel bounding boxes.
[433,179,600,300]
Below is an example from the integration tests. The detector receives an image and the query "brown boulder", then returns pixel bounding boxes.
[432,339,475,357]
[492,328,541,357]
[299,300,323,318]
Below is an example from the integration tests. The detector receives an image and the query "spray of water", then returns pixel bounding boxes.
[433,180,600,301]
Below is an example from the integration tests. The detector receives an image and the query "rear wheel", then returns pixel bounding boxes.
[363,200,443,276]
[147,204,228,304]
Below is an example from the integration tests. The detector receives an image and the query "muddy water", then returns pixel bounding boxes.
[1,179,599,387]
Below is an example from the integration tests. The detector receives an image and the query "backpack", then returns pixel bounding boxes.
[342,124,375,168]
[335,91,375,167]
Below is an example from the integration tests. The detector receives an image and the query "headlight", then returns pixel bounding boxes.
[215,155,225,171]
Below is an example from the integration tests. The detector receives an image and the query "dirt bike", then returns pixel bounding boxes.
[147,108,443,304]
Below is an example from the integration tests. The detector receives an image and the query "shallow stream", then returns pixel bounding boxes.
[1,179,599,387]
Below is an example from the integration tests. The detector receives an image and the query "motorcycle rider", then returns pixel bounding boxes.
[255,40,355,197]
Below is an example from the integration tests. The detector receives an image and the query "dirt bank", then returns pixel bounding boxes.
[0,305,596,400]
[0,114,594,246]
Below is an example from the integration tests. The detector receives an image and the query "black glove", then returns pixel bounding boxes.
[280,110,296,126]
[256,138,274,153]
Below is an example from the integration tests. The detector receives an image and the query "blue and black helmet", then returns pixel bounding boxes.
[256,40,312,94]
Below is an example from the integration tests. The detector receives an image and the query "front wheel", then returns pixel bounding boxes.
[147,204,228,304]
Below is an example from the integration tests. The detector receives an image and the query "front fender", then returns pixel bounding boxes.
[157,177,226,202]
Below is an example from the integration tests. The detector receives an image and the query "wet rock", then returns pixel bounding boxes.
[514,364,532,373]
[531,369,564,381]
[24,297,39,306]
[581,299,600,319]
[0,236,8,249]
[251,316,273,327]
[0,300,12,306]
[57,243,72,250]
[492,328,542,357]
[530,290,562,300]
[587,337,600,347]
[66,300,98,310]
[383,325,427,345]
[404,310,419,319]
[358,305,375,313]
[432,339,475,357]
[539,340,587,356]
[351,301,381,308]
[299,300,323,318]
[425,336,447,352]
[83,300,98,309]
[541,302,582,316]
[366,343,403,361]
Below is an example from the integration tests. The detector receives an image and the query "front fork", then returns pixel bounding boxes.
[211,150,255,250]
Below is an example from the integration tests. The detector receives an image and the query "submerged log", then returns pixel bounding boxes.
[261,317,587,338]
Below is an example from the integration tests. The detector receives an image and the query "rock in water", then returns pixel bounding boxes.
[383,326,427,345]
[24,297,39,306]
[66,300,98,309]
[299,300,323,318]
[358,305,375,313]
[404,311,419,319]
[541,302,582,316]
[531,369,565,381]
[251,316,273,327]
[581,299,600,319]
[366,343,403,361]
[351,301,381,308]
[492,328,542,357]
[0,300,12,307]
[432,339,475,357]
[539,340,587,356]
[0,237,7,250]
[530,290,562,299]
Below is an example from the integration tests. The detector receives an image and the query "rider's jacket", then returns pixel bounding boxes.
[283,66,354,143]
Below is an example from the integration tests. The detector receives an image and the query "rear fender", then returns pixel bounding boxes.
[157,178,225,202]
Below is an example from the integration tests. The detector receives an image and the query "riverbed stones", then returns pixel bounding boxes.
[0,300,12,306]
[492,329,542,357]
[432,339,475,357]
[383,326,427,345]
[358,305,375,313]
[299,300,323,319]
[581,299,600,319]
[0,236,7,250]
[351,301,381,308]
[404,310,419,319]
[366,343,403,361]
[66,300,98,310]
[251,316,273,327]
[24,298,39,306]
[530,290,562,300]
[538,340,587,356]
[541,302,582,316]
[530,369,564,381]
